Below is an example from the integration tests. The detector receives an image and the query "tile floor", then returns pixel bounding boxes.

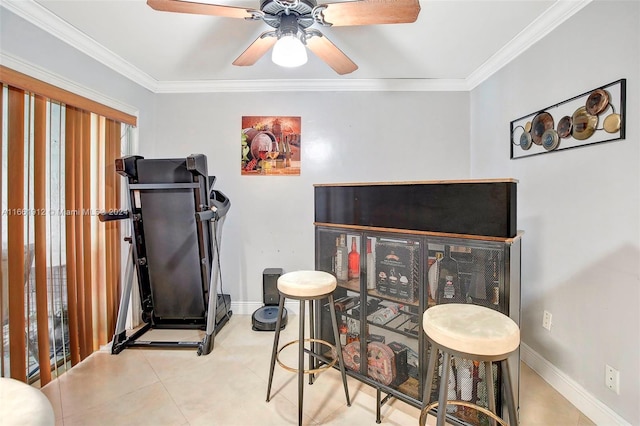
[40,314,596,426]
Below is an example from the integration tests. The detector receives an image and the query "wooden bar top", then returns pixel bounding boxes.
[314,178,518,187]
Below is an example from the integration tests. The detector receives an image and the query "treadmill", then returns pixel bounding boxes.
[100,154,231,356]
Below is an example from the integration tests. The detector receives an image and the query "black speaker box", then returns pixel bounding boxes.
[253,268,286,331]
[263,268,283,306]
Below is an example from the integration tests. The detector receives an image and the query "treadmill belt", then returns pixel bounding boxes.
[137,159,206,320]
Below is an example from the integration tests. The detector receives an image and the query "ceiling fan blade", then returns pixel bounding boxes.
[147,0,254,19]
[233,33,277,66]
[306,33,358,75]
[317,0,420,26]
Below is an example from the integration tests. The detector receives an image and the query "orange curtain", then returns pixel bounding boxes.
[89,117,122,347]
[104,119,122,336]
[34,95,52,385]
[0,85,4,376]
[7,86,26,381]
[1,73,128,384]
[64,106,81,366]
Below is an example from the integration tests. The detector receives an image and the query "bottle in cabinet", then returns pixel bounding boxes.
[437,245,464,304]
[490,251,500,306]
[335,235,348,282]
[366,239,376,290]
[348,236,360,279]
[467,250,487,302]
[457,358,474,406]
[370,303,403,324]
[457,358,479,423]
[440,363,457,414]
[339,322,348,346]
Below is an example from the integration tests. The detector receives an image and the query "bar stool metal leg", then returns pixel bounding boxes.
[376,388,382,424]
[436,352,451,426]
[501,359,518,425]
[266,296,286,402]
[328,294,351,406]
[423,342,438,405]
[308,300,315,385]
[485,361,497,426]
[298,300,306,426]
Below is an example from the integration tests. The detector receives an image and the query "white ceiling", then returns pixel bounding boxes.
[4,0,592,92]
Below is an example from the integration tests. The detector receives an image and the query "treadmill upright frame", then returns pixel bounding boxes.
[105,154,231,356]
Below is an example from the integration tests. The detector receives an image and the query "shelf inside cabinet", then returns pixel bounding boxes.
[367,310,420,339]
[367,288,419,307]
[398,377,420,400]
[330,302,420,340]
[337,279,360,293]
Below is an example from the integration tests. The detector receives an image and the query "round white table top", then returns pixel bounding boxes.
[0,377,55,425]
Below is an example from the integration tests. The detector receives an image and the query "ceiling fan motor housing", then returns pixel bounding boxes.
[260,0,317,29]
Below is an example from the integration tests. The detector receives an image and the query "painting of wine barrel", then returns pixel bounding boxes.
[242,128,277,160]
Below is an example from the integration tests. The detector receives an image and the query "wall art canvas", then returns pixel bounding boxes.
[241,116,301,175]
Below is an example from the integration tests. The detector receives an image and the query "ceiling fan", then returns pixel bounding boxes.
[147,0,421,75]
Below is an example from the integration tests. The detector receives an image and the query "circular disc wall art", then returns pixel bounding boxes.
[519,132,532,150]
[531,112,554,145]
[510,79,625,159]
[586,89,610,115]
[572,107,598,140]
[557,116,573,138]
[603,113,621,133]
[542,128,560,151]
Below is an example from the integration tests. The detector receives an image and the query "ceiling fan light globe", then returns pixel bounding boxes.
[272,35,308,67]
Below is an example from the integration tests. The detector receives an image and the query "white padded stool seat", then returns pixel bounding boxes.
[277,270,337,298]
[423,303,520,357]
[0,377,55,426]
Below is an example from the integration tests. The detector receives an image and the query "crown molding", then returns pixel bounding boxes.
[1,0,159,92]
[3,0,590,94]
[466,0,593,90]
[154,78,470,93]
[0,51,139,118]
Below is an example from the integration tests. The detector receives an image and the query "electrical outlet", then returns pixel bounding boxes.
[542,310,552,331]
[606,365,620,394]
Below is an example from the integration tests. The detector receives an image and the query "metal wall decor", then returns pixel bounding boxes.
[510,79,626,159]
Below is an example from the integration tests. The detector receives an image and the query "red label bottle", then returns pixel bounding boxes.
[348,236,360,280]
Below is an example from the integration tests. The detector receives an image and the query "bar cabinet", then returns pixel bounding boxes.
[314,180,522,425]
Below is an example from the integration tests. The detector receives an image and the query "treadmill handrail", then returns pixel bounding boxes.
[196,210,216,222]
[98,210,130,222]
[129,183,201,190]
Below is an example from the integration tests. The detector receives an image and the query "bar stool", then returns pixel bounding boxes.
[419,303,520,426]
[266,270,351,425]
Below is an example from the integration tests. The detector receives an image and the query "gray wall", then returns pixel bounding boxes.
[470,1,640,424]
[146,91,470,309]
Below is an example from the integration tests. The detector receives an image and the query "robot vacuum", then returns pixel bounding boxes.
[252,305,287,331]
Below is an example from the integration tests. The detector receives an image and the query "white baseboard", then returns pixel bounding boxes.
[521,343,630,426]
[230,301,299,316]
